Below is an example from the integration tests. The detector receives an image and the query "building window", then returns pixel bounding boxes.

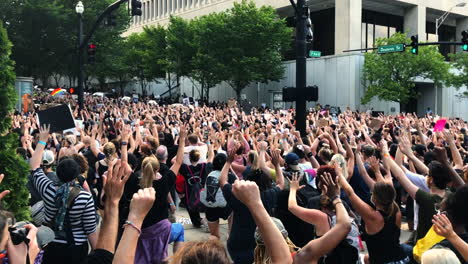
[361,10,404,50]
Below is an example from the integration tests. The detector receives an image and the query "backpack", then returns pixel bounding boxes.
[45,187,82,244]
[200,171,227,208]
[184,164,206,212]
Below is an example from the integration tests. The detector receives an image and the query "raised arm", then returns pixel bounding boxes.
[294,173,351,264]
[113,188,155,264]
[383,139,418,199]
[398,135,429,175]
[30,125,50,170]
[443,130,464,170]
[432,213,468,262]
[232,180,292,264]
[170,126,187,175]
[219,148,236,188]
[433,147,466,188]
[355,152,375,189]
[271,149,285,190]
[288,173,328,230]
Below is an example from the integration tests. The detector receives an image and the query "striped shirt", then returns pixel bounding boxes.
[32,168,97,245]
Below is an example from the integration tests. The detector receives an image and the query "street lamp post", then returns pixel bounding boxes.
[434,1,465,115]
[76,1,84,110]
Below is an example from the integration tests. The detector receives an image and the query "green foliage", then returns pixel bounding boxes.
[0,22,30,220]
[1,0,130,85]
[448,52,468,97]
[362,32,449,104]
[220,1,292,101]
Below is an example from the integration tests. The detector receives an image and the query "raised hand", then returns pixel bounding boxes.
[232,180,261,208]
[103,159,132,203]
[227,148,237,164]
[128,188,156,222]
[39,124,50,143]
[271,149,281,167]
[432,213,455,239]
[121,124,132,142]
[369,156,380,172]
[322,172,340,198]
[290,172,304,191]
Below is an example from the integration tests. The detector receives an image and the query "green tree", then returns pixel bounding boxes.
[362,32,450,104]
[0,21,30,220]
[189,13,227,101]
[220,1,291,102]
[165,16,196,97]
[447,52,468,97]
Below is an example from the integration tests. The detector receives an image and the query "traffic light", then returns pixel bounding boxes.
[106,13,117,26]
[462,30,468,51]
[282,87,296,102]
[304,7,313,43]
[87,44,96,64]
[305,85,319,101]
[131,0,142,16]
[410,35,418,55]
[69,87,75,94]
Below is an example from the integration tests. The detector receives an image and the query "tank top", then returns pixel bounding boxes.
[364,210,405,264]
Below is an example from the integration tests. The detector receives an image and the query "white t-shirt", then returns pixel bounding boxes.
[183,144,208,165]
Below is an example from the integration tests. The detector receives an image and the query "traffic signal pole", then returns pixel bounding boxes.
[78,14,84,110]
[295,0,307,136]
[77,0,129,109]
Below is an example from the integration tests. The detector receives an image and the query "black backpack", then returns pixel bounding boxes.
[184,164,206,212]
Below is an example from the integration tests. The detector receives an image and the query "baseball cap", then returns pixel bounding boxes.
[284,152,300,171]
[41,150,55,166]
[255,217,288,245]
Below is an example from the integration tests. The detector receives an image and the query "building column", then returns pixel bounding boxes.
[334,0,362,54]
[404,5,426,39]
[456,17,468,52]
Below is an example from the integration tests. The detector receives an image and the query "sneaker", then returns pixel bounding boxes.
[201,218,209,233]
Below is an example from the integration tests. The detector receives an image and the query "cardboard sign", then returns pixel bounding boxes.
[182,98,190,106]
[37,104,75,133]
[317,119,329,128]
[433,119,447,132]
[369,119,384,130]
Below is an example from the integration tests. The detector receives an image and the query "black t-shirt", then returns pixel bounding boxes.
[119,172,141,227]
[142,167,176,228]
[179,162,213,187]
[222,184,280,253]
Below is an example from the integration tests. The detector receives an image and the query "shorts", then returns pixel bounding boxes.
[169,223,185,243]
[205,206,232,222]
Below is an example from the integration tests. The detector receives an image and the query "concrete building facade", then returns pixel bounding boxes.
[125,0,468,118]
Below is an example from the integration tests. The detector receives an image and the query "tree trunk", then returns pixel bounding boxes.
[235,88,242,105]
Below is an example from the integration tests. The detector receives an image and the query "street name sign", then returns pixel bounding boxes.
[309,50,321,58]
[377,44,405,54]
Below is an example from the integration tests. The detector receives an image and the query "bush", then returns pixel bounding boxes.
[0,21,30,220]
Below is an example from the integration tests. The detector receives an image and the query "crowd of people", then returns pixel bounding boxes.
[0,93,467,264]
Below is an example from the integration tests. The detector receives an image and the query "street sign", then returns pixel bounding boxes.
[377,44,405,54]
[309,50,321,58]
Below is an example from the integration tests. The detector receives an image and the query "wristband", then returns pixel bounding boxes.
[333,201,343,207]
[38,141,47,146]
[383,153,390,158]
[331,196,340,202]
[121,141,128,146]
[123,220,141,235]
[307,152,313,158]
[170,203,175,206]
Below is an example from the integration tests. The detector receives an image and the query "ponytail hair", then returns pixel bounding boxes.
[141,157,160,188]
[372,182,399,219]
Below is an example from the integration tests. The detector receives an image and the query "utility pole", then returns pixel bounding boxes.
[295,0,307,136]
[76,1,84,110]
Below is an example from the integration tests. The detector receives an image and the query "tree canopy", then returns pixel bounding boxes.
[362,32,450,104]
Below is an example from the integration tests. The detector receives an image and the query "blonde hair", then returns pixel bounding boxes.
[330,154,348,179]
[254,237,298,264]
[421,248,460,264]
[103,142,116,161]
[141,156,160,188]
[249,151,259,170]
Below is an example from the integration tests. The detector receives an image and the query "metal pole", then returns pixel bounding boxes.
[78,14,84,110]
[295,0,307,136]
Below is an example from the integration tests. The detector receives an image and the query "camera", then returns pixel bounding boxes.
[9,221,30,245]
